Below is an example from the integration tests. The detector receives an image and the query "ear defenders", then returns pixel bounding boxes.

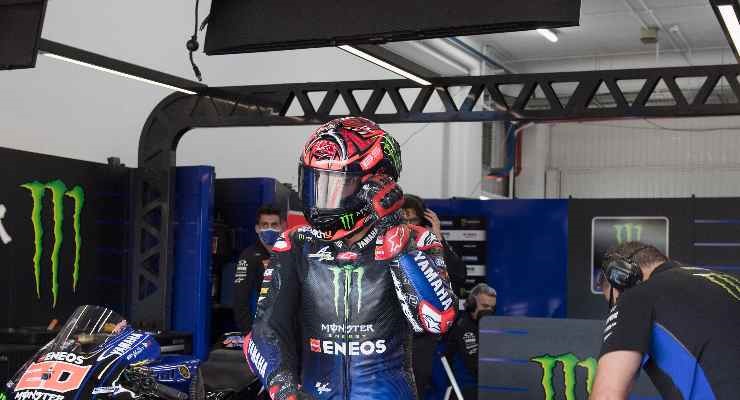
[602,246,650,291]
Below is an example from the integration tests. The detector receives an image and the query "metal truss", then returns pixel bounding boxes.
[133,63,740,328]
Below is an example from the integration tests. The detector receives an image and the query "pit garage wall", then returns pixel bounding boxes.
[0,147,130,328]
[568,197,740,319]
[517,117,740,199]
[426,199,569,318]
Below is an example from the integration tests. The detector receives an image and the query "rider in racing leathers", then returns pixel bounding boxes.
[244,117,457,400]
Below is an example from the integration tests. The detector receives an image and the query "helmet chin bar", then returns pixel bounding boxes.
[306,203,370,240]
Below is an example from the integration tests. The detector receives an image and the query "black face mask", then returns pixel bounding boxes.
[477,308,495,319]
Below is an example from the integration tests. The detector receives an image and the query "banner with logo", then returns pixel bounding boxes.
[0,146,130,328]
[590,217,669,293]
[479,316,659,400]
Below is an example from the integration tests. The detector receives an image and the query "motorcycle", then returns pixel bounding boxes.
[3,305,261,400]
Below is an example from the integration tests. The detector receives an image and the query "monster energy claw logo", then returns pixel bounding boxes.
[339,213,355,230]
[613,223,642,244]
[20,180,85,307]
[382,136,401,173]
[693,271,740,301]
[531,353,597,400]
[328,265,364,316]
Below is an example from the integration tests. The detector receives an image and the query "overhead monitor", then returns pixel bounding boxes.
[204,0,581,55]
[0,0,48,70]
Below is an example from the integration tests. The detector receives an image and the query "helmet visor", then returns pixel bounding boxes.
[299,166,363,210]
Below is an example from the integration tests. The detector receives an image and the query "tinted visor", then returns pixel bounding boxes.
[299,166,363,210]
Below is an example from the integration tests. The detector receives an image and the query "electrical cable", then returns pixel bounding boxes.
[399,88,473,148]
[186,0,203,82]
[400,123,432,147]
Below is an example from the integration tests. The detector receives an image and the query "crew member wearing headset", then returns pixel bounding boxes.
[592,241,740,400]
[445,283,497,400]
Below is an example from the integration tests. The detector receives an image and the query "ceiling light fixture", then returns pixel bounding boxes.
[710,0,740,61]
[39,39,204,95]
[43,53,197,95]
[338,45,432,86]
[536,28,559,43]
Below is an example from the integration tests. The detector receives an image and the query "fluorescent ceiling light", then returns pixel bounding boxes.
[338,45,432,86]
[536,28,559,43]
[719,5,740,51]
[43,52,197,95]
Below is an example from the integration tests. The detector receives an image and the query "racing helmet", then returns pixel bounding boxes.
[298,117,402,240]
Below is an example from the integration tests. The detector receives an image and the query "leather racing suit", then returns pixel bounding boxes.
[244,218,457,400]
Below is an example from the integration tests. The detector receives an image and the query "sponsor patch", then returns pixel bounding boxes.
[15,362,91,393]
[41,352,83,365]
[308,246,335,262]
[309,339,387,356]
[375,225,410,260]
[97,332,144,362]
[14,391,64,400]
[414,252,453,310]
[246,339,267,378]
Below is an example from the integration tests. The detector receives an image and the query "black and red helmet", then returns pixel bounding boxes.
[298,117,402,240]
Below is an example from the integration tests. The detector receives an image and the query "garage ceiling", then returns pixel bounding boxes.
[386,0,733,76]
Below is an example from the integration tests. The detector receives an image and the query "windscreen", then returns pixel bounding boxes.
[49,305,128,355]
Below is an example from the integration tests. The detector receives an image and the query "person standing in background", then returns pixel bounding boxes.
[232,204,286,334]
[403,194,468,399]
[445,283,498,400]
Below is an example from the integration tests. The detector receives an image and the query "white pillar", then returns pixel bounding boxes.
[444,122,483,198]
[515,123,551,198]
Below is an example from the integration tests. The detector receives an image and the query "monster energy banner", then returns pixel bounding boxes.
[478,316,659,400]
[591,217,669,294]
[0,146,129,329]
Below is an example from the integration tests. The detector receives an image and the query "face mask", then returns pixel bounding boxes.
[477,308,495,320]
[258,228,281,246]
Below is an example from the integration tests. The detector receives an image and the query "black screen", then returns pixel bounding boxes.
[0,0,48,70]
[205,0,581,54]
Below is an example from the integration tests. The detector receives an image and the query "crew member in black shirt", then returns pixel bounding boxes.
[232,205,285,333]
[445,283,497,400]
[592,241,740,400]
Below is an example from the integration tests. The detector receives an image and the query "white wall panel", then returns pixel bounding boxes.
[527,116,740,198]
[560,167,740,198]
[550,117,740,170]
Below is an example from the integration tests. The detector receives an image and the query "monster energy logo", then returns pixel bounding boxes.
[613,223,642,244]
[20,180,85,307]
[692,271,740,301]
[382,136,402,173]
[328,265,364,316]
[530,353,597,400]
[339,213,355,230]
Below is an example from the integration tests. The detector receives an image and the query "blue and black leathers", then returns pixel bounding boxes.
[245,218,457,400]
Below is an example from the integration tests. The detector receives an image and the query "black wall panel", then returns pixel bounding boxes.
[0,147,130,328]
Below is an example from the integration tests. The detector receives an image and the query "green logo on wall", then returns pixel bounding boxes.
[339,213,355,230]
[613,223,642,244]
[530,353,597,400]
[20,180,85,307]
[328,265,364,316]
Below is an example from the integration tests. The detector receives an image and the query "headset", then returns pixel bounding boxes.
[602,246,651,292]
